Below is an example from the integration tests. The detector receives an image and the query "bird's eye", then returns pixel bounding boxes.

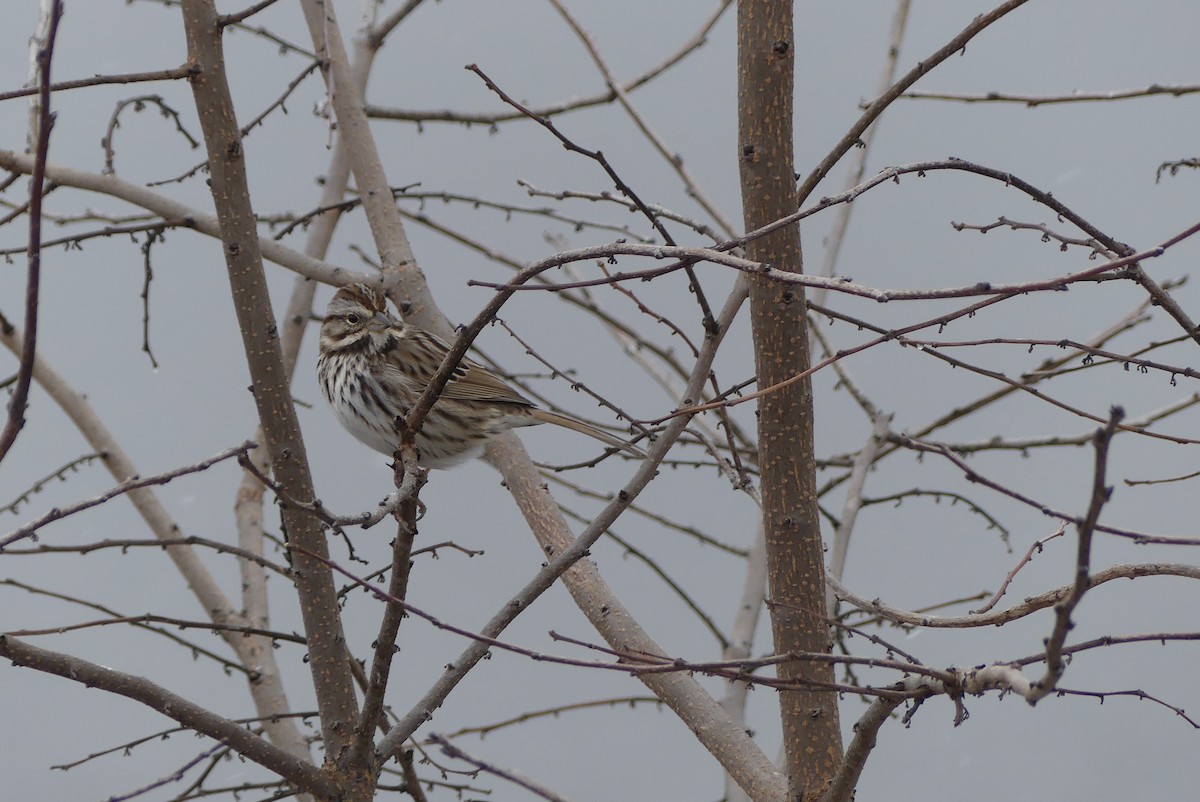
[345,313,361,325]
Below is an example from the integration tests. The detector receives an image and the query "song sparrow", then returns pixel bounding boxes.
[317,283,645,469]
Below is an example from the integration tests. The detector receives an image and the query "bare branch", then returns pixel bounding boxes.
[0,536,289,576]
[101,94,199,175]
[821,694,906,802]
[902,83,1200,106]
[905,438,1200,544]
[0,147,368,285]
[0,635,337,797]
[428,735,577,802]
[827,413,891,614]
[352,454,424,765]
[365,0,427,50]
[812,0,912,302]
[465,62,717,332]
[1,451,102,515]
[381,280,788,802]
[0,272,245,650]
[972,526,1066,615]
[364,1,732,125]
[1027,408,1123,703]
[0,0,60,465]
[546,0,737,237]
[1,442,256,548]
[797,0,1033,204]
[0,65,195,102]
[219,0,283,27]
[829,562,1200,629]
[181,0,359,770]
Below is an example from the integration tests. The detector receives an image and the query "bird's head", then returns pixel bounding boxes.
[319,283,400,353]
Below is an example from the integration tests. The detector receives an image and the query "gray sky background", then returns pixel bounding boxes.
[2,1,1199,800]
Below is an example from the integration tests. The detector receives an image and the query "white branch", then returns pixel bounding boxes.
[829,562,1200,628]
[0,149,367,287]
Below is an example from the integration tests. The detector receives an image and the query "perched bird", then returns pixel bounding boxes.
[317,283,644,469]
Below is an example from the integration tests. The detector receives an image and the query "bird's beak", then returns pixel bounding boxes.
[368,311,395,332]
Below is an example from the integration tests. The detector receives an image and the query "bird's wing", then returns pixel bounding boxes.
[406,327,535,407]
[443,362,536,407]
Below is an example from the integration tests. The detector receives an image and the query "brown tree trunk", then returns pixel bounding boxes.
[180,2,363,798]
[737,1,844,798]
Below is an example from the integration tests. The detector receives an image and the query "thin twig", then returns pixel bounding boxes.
[902,83,1200,106]
[465,63,717,334]
[219,0,282,26]
[428,735,577,802]
[972,527,1066,614]
[812,0,911,303]
[828,561,1200,630]
[1,451,103,514]
[0,65,194,102]
[826,414,891,614]
[0,0,61,465]
[1027,408,1123,703]
[0,635,337,797]
[796,0,1033,204]
[364,0,731,124]
[1,442,256,548]
[352,452,424,765]
[546,0,738,237]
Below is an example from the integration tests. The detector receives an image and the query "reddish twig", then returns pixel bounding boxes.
[0,0,61,465]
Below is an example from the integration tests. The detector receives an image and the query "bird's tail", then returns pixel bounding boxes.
[529,409,647,459]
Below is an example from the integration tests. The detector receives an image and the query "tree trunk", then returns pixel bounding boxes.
[180,2,363,797]
[737,1,844,798]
